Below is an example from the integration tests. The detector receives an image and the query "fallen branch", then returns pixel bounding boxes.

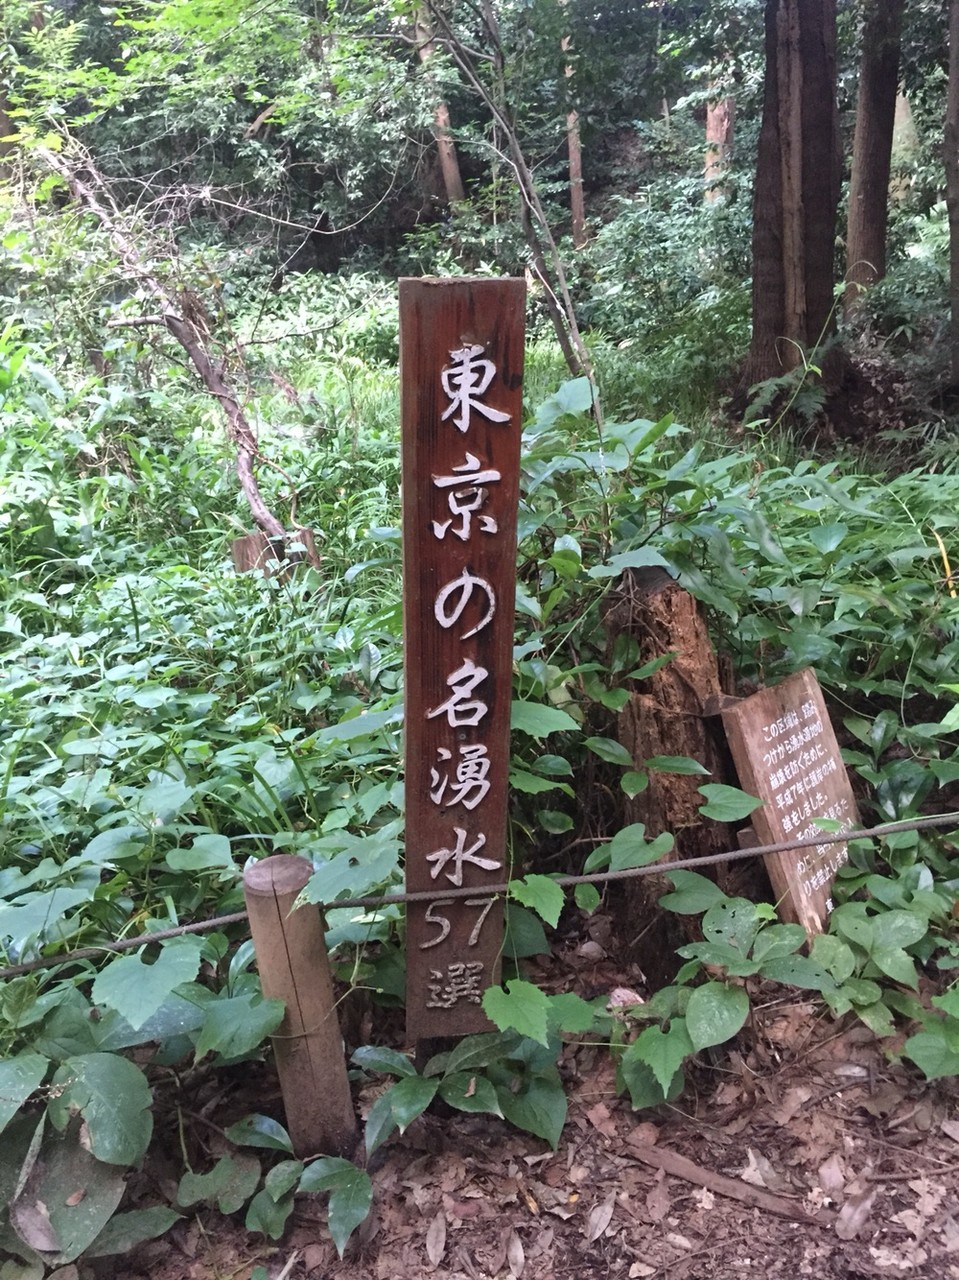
[624,1137,835,1228]
[39,143,286,540]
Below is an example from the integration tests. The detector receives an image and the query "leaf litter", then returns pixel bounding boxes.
[93,987,959,1280]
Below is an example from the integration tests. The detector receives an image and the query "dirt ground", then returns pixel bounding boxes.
[101,977,959,1280]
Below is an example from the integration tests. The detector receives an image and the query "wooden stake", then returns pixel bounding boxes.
[243,855,356,1158]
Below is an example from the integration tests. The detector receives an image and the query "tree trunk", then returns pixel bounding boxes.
[743,0,841,387]
[844,0,905,314]
[704,91,735,202]
[0,91,12,182]
[602,570,740,988]
[562,34,586,248]
[948,0,959,386]
[415,5,466,206]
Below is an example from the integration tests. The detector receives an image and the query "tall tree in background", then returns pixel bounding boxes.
[948,0,959,384]
[844,0,905,314]
[744,0,842,387]
[415,4,466,206]
[704,88,734,201]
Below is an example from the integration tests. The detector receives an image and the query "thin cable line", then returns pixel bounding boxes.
[2,813,956,981]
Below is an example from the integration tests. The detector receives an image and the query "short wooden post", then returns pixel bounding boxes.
[243,855,357,1158]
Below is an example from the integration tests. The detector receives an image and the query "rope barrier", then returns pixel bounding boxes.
[2,811,957,981]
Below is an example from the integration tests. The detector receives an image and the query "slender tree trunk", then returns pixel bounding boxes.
[947,0,959,385]
[744,0,841,387]
[704,90,735,201]
[561,33,586,247]
[0,92,12,181]
[844,0,905,314]
[415,4,466,206]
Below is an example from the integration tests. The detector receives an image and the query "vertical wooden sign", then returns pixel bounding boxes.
[400,277,526,1041]
[721,668,859,936]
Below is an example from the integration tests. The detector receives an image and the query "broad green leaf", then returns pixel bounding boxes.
[194,994,285,1062]
[177,1154,261,1213]
[299,1158,373,1256]
[483,979,551,1046]
[904,1029,959,1080]
[659,871,726,914]
[438,1072,503,1117]
[245,1187,294,1239]
[13,1120,127,1264]
[86,1207,182,1258]
[92,937,204,1032]
[0,1053,48,1135]
[853,1000,897,1039]
[808,523,848,554]
[537,809,574,834]
[363,1090,398,1157]
[265,1159,304,1201]
[750,924,806,963]
[443,1032,511,1075]
[870,947,918,990]
[702,898,763,953]
[677,941,760,977]
[933,987,959,1020]
[644,755,711,775]
[685,983,749,1051]
[510,701,579,738]
[759,955,836,993]
[588,547,672,579]
[510,874,565,929]
[810,934,857,983]
[383,1075,438,1132]
[312,707,403,745]
[351,1045,416,1078]
[869,909,928,952]
[165,833,235,875]
[619,1055,684,1110]
[584,736,634,766]
[509,768,564,795]
[547,992,600,1034]
[497,1073,567,1149]
[621,770,649,797]
[49,1053,153,1165]
[628,1020,694,1095]
[504,902,550,958]
[225,1114,293,1153]
[608,823,673,872]
[697,784,763,822]
[574,883,601,913]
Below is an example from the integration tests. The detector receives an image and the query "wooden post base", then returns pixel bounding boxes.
[243,855,356,1158]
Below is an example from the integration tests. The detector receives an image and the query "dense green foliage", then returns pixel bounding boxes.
[2,0,959,1265]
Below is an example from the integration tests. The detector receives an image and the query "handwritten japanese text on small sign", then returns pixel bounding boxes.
[721,668,859,935]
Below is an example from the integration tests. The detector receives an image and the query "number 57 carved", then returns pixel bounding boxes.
[420,896,497,950]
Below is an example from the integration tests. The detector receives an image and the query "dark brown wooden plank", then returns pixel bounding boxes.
[400,277,526,1040]
[721,667,858,935]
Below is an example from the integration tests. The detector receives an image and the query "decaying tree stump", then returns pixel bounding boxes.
[602,567,738,985]
[231,528,321,578]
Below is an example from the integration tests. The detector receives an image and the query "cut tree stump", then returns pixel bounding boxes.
[602,568,747,985]
[231,528,320,578]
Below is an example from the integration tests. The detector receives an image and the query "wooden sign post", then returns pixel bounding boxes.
[400,277,525,1040]
[721,668,859,935]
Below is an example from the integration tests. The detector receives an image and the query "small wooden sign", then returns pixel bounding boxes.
[400,277,526,1040]
[721,667,858,935]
